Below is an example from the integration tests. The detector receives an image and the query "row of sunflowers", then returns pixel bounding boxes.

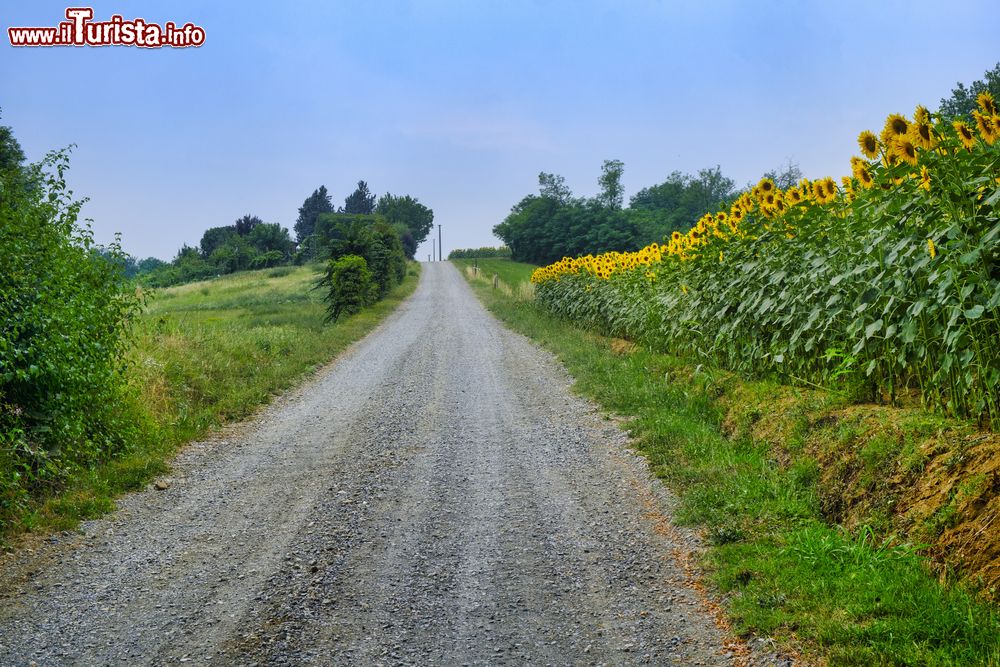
[531,94,1000,426]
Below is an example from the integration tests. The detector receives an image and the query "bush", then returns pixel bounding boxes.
[1,149,144,526]
[319,254,374,321]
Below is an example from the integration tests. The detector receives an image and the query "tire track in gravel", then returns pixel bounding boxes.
[0,262,754,666]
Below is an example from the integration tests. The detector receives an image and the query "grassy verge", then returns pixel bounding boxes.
[9,263,420,539]
[456,258,1000,666]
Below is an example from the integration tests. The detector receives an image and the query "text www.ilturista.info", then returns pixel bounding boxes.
[8,7,205,48]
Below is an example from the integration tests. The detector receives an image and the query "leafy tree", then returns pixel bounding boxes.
[374,193,434,257]
[343,180,376,215]
[0,111,26,172]
[538,172,572,203]
[247,222,293,259]
[136,257,166,274]
[209,235,256,274]
[939,62,1000,118]
[294,185,333,243]
[598,159,625,210]
[199,225,237,258]
[234,214,262,236]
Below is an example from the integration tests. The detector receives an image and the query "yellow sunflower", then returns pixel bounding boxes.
[918,166,930,191]
[881,114,909,143]
[913,104,931,124]
[893,136,919,165]
[973,111,997,145]
[908,117,935,150]
[856,163,874,189]
[953,120,976,150]
[978,91,997,116]
[786,186,803,204]
[857,130,880,159]
[758,177,776,193]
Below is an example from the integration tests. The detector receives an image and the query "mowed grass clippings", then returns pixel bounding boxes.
[12,263,420,538]
[456,258,1000,667]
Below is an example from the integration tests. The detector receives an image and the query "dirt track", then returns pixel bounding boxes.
[0,263,740,665]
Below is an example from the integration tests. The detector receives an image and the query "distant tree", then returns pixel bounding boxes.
[598,159,625,210]
[199,225,237,258]
[374,193,434,257]
[247,222,293,259]
[939,62,1000,118]
[0,111,26,172]
[210,235,256,274]
[294,185,333,243]
[628,166,736,241]
[538,172,572,203]
[343,180,376,215]
[136,257,167,274]
[687,166,736,214]
[234,214,262,236]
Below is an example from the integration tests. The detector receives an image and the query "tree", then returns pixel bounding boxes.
[294,185,333,243]
[343,180,376,215]
[374,193,434,257]
[247,222,293,259]
[0,111,26,173]
[319,255,374,322]
[234,214,262,236]
[939,62,1000,118]
[598,159,625,210]
[199,225,237,258]
[538,172,572,203]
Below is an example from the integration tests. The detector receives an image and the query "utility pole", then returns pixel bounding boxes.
[438,224,442,262]
[432,239,436,262]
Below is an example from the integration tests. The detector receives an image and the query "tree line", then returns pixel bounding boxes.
[131,180,433,287]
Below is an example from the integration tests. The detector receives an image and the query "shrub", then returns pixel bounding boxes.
[1,149,144,526]
[319,254,374,321]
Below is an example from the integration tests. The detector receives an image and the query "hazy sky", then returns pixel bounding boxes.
[2,1,997,260]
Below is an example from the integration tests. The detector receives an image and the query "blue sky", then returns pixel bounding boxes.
[2,1,997,260]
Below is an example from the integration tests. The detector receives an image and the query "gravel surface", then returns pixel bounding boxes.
[0,263,773,666]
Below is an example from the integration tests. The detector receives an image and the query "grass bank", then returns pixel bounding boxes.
[455,258,1000,666]
[7,263,419,540]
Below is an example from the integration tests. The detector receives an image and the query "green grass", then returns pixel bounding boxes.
[452,257,536,287]
[10,263,420,538]
[455,258,1000,666]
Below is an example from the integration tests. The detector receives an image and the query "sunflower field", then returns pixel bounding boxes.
[532,95,1000,427]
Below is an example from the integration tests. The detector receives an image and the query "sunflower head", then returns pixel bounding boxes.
[978,91,997,116]
[914,104,931,124]
[952,119,975,149]
[858,130,881,159]
[758,177,775,193]
[918,165,930,191]
[787,187,803,204]
[973,111,998,145]
[908,118,935,150]
[882,114,910,143]
[893,136,919,165]
[857,163,874,189]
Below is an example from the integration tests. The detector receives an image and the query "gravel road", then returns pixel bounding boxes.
[0,263,747,666]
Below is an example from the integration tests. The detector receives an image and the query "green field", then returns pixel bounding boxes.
[455,258,1000,666]
[14,263,420,537]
